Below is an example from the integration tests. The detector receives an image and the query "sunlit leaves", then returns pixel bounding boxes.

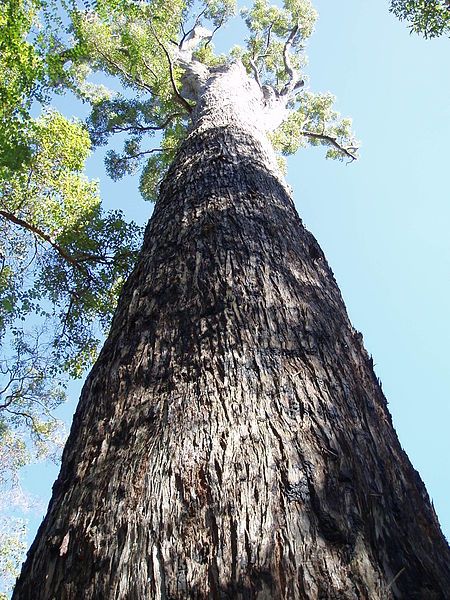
[203,0,236,25]
[72,0,185,101]
[270,91,358,161]
[0,516,27,597]
[241,0,316,88]
[0,334,66,457]
[1,108,143,379]
[390,0,450,38]
[193,43,227,67]
[87,96,186,199]
[0,0,43,173]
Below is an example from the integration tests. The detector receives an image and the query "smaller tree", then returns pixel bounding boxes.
[0,1,142,593]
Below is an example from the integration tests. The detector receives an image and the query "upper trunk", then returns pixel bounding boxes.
[13,63,450,600]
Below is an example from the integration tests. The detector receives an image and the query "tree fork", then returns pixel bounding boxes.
[13,64,450,600]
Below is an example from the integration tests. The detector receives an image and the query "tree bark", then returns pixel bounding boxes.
[13,63,450,600]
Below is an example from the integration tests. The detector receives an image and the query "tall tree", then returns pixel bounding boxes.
[13,0,450,598]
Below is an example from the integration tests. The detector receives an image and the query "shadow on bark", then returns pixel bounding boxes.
[13,126,450,600]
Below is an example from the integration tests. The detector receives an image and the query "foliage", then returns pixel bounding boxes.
[86,97,184,200]
[0,106,142,455]
[270,92,357,161]
[0,4,143,590]
[390,0,450,37]
[241,0,316,87]
[61,0,356,200]
[0,0,42,172]
[0,517,27,598]
[0,430,31,597]
[241,0,357,159]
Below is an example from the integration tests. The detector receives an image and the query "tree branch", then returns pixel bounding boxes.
[280,25,304,97]
[249,58,262,88]
[0,210,91,275]
[0,209,134,273]
[0,368,22,399]
[93,44,154,95]
[205,16,225,48]
[265,23,273,51]
[141,56,159,82]
[179,8,207,48]
[300,130,358,161]
[148,21,193,114]
[120,148,167,161]
[3,406,41,434]
[97,113,181,138]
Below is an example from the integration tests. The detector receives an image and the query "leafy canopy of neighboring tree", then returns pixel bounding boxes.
[390,0,450,37]
[0,1,142,591]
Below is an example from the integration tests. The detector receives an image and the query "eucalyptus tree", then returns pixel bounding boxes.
[13,0,450,598]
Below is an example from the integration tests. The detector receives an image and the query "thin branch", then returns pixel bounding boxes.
[101,113,181,138]
[94,44,154,95]
[20,236,39,274]
[0,256,5,283]
[24,396,60,422]
[148,21,193,114]
[60,296,74,342]
[0,210,92,276]
[265,23,273,51]
[283,25,299,81]
[179,8,207,47]
[254,52,270,63]
[300,130,358,161]
[1,210,133,271]
[280,25,304,97]
[249,58,262,88]
[0,369,22,398]
[121,147,166,161]
[75,248,135,265]
[141,56,158,82]
[0,394,22,411]
[3,406,40,433]
[0,370,44,410]
[205,16,225,48]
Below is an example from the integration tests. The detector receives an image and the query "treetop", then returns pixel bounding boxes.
[54,0,358,200]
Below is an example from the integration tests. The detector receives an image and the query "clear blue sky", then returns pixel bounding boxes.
[21,0,450,549]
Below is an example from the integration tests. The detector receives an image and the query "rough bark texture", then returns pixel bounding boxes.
[13,64,450,599]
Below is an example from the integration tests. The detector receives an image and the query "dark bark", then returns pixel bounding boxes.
[13,65,450,600]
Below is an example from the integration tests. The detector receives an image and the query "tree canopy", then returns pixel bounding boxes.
[0,1,143,590]
[65,0,358,200]
[390,0,450,37]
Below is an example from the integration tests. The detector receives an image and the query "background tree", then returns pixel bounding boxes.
[390,0,450,37]
[10,0,450,598]
[0,1,142,593]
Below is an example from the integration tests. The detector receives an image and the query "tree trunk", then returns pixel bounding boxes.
[13,63,450,600]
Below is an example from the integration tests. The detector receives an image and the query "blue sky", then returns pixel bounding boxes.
[21,0,450,548]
